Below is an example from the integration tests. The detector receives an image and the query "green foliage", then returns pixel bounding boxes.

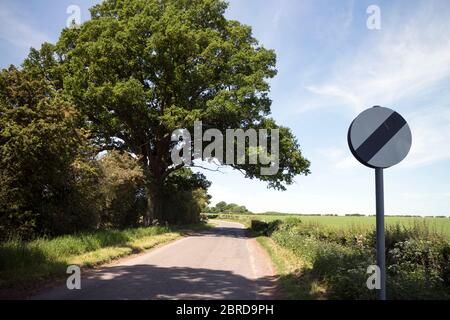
[0,225,170,269]
[0,225,176,289]
[161,168,211,224]
[251,219,281,236]
[0,66,93,238]
[279,217,303,229]
[387,238,450,298]
[0,61,207,235]
[98,151,147,228]
[251,220,269,233]
[53,0,310,220]
[252,218,450,299]
[1,0,311,239]
[207,200,250,214]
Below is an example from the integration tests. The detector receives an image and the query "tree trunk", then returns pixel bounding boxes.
[144,175,165,226]
[150,185,164,224]
[141,135,169,226]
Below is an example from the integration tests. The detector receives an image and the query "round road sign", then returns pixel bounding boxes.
[348,106,412,169]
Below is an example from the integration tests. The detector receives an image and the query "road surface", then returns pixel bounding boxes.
[33,221,276,300]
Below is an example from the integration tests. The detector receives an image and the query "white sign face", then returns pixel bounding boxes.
[348,106,412,169]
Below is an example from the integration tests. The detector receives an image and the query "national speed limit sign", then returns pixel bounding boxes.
[348,106,412,169]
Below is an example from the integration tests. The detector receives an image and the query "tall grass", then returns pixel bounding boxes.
[251,218,450,300]
[0,225,176,290]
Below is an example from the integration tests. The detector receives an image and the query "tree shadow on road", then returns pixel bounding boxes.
[182,226,251,239]
[34,264,278,300]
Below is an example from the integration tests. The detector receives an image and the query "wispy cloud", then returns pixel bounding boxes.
[401,105,450,168]
[317,103,450,170]
[304,4,450,168]
[306,3,450,109]
[0,4,52,49]
[318,146,358,170]
[306,85,362,113]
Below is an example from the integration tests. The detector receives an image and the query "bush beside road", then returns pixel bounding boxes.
[211,214,450,299]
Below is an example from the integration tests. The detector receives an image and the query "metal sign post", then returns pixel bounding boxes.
[348,106,412,300]
[375,168,385,300]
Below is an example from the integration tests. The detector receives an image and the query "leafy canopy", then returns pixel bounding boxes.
[0,66,89,237]
[52,0,309,189]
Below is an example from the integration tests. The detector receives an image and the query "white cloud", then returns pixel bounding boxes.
[305,5,450,168]
[0,5,52,48]
[400,105,450,168]
[306,85,362,113]
[316,104,450,170]
[318,146,359,170]
[307,34,450,113]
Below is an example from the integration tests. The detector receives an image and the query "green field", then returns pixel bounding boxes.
[212,213,450,299]
[210,213,450,236]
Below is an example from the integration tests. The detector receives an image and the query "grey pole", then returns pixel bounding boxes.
[375,168,386,300]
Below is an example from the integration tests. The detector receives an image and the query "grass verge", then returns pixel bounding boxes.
[256,236,327,300]
[220,216,450,299]
[0,223,212,297]
[254,218,450,300]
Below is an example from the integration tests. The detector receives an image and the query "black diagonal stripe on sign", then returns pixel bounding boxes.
[355,112,406,163]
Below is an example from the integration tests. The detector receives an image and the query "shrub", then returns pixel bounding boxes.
[267,218,450,299]
[251,220,269,233]
[250,219,282,236]
[279,217,302,230]
[0,66,99,239]
[98,151,146,229]
[159,169,211,225]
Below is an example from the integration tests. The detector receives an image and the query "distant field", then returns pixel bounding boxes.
[210,213,450,236]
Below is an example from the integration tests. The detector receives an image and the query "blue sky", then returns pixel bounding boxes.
[1,0,450,215]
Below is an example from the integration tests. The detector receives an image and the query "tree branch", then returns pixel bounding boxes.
[190,164,226,174]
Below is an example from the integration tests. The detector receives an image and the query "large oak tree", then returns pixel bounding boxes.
[45,0,310,223]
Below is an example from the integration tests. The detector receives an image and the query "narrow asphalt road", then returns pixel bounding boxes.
[33,221,277,300]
